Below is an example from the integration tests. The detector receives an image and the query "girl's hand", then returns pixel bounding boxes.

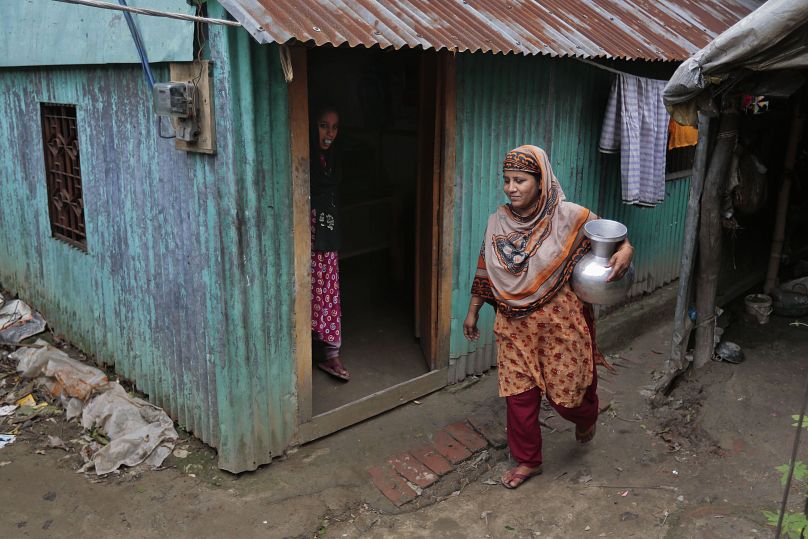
[463,310,480,341]
[607,240,634,282]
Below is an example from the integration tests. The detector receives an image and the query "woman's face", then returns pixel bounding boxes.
[317,111,339,150]
[503,170,541,213]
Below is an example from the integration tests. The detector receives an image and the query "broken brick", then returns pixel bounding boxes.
[445,421,488,452]
[468,409,508,449]
[367,464,418,506]
[431,429,472,464]
[410,444,453,476]
[388,452,438,489]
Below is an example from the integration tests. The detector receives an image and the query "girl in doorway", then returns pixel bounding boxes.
[311,105,351,381]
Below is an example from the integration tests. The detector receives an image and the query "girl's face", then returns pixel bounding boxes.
[503,170,541,214]
[317,111,339,150]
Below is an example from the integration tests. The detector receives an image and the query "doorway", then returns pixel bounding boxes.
[289,45,455,440]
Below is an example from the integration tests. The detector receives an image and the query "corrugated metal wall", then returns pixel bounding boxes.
[0,4,297,472]
[449,52,690,382]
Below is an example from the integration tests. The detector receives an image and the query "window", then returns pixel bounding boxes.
[40,103,87,250]
[666,144,696,180]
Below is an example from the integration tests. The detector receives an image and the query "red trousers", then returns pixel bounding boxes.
[506,365,599,467]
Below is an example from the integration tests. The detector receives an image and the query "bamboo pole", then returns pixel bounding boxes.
[764,103,804,294]
[52,0,242,26]
[693,112,739,369]
[666,113,712,375]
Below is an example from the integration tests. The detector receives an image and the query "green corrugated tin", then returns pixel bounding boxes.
[449,52,690,381]
[0,1,296,472]
[2,0,196,67]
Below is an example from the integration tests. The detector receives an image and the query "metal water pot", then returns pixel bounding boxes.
[571,219,635,305]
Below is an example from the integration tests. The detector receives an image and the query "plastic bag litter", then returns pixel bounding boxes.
[80,384,177,474]
[0,298,46,344]
[11,340,177,474]
[61,396,84,421]
[12,340,108,400]
[0,434,15,448]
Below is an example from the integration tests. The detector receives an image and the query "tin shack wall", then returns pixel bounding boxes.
[0,18,297,472]
[449,52,690,382]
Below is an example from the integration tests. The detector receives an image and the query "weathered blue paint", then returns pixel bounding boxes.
[449,52,690,377]
[0,2,296,472]
[2,0,195,67]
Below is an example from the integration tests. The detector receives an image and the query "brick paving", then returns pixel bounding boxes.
[388,452,438,489]
[368,411,506,506]
[409,444,453,476]
[367,464,419,507]
[431,429,473,464]
[367,398,613,506]
[445,421,488,452]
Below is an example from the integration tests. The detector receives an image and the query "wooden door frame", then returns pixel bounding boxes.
[289,45,456,442]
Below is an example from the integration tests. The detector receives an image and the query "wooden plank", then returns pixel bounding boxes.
[425,54,444,369]
[435,52,457,371]
[298,369,448,442]
[414,53,438,342]
[170,60,217,154]
[287,45,313,426]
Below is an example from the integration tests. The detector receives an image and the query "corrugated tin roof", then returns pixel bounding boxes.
[218,0,763,61]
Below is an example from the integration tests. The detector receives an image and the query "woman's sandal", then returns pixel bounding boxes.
[317,358,351,381]
[501,464,543,489]
[575,422,596,443]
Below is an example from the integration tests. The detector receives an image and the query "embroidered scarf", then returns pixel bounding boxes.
[472,146,594,317]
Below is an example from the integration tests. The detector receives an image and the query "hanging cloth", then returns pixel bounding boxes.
[668,118,699,150]
[599,73,670,207]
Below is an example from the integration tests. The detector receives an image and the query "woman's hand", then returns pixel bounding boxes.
[463,308,481,341]
[606,240,634,282]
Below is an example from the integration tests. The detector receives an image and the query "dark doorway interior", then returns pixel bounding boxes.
[308,46,430,415]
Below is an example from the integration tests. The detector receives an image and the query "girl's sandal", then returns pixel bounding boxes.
[317,358,351,381]
[575,422,596,443]
[501,465,543,489]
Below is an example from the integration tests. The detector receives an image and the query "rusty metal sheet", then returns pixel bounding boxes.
[219,0,761,61]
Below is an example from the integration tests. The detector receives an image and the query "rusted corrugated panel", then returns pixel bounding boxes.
[449,52,690,376]
[220,0,761,61]
[0,6,297,472]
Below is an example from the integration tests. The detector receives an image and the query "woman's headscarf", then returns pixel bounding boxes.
[472,145,594,317]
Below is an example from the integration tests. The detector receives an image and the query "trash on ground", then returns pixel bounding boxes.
[9,403,61,424]
[173,448,189,459]
[0,404,17,416]
[0,298,46,344]
[47,435,69,451]
[15,394,36,407]
[0,434,16,448]
[80,384,178,474]
[10,339,177,474]
[12,341,108,401]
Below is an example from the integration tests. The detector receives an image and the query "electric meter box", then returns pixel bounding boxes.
[153,82,196,118]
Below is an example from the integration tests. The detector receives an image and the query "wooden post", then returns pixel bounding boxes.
[287,45,313,425]
[666,112,712,377]
[435,51,457,372]
[764,103,804,294]
[693,112,739,369]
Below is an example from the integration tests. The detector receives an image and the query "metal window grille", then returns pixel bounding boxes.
[40,103,87,251]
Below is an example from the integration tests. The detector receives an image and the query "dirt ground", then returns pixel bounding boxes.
[1,298,807,539]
